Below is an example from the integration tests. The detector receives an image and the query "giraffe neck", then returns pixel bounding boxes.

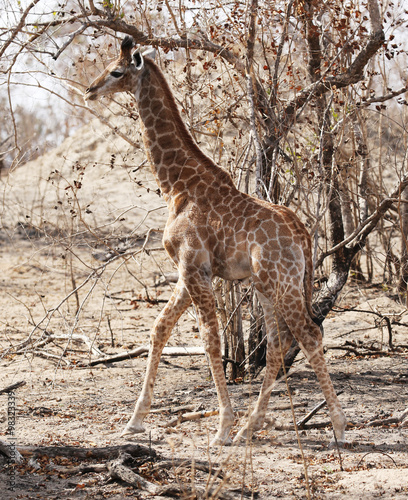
[134,59,229,201]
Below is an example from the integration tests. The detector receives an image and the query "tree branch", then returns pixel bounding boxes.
[358,86,408,105]
[84,18,245,73]
[282,6,385,130]
[52,23,90,60]
[0,0,41,59]
[316,174,408,267]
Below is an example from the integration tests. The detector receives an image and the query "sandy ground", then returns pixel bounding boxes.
[1,119,408,499]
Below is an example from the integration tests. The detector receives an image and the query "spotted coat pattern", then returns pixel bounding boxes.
[85,36,347,446]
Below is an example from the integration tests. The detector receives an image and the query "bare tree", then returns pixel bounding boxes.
[1,0,408,373]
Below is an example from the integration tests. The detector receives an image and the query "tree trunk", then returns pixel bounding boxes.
[398,186,408,299]
[248,292,267,377]
[216,281,245,380]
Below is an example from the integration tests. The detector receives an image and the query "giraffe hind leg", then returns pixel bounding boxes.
[234,293,292,442]
[281,301,347,445]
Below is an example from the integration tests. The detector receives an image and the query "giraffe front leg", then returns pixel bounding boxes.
[184,269,235,446]
[121,280,191,438]
[201,316,235,446]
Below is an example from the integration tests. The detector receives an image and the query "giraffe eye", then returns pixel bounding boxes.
[110,71,123,78]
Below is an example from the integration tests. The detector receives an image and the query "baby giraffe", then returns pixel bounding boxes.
[85,36,347,446]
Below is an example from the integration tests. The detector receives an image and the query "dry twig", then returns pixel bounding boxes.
[0,380,26,395]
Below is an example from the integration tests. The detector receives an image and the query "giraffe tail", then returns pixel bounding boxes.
[303,244,323,327]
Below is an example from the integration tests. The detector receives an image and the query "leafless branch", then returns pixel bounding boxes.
[0,0,41,59]
[52,23,91,60]
[316,174,408,267]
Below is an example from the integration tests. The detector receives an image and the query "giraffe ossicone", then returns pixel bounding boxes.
[85,36,347,447]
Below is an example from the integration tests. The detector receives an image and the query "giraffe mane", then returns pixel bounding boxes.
[143,58,233,184]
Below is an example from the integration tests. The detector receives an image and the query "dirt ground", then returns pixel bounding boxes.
[1,119,408,499]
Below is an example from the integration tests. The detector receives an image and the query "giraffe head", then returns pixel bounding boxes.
[84,36,152,101]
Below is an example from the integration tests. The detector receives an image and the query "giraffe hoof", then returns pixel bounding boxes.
[233,428,254,444]
[233,420,263,443]
[328,439,350,449]
[120,423,145,438]
[232,429,246,443]
[210,434,232,447]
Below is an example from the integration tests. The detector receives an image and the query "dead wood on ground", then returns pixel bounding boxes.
[107,451,158,493]
[16,443,156,460]
[165,409,219,428]
[297,391,344,429]
[153,458,223,478]
[0,380,26,395]
[85,345,206,366]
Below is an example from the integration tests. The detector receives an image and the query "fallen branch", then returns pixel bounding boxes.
[234,402,308,420]
[275,408,408,433]
[15,443,157,460]
[85,345,206,366]
[365,407,408,428]
[274,421,357,431]
[33,350,70,365]
[107,451,158,494]
[297,391,344,429]
[153,458,223,478]
[273,402,308,411]
[156,402,307,419]
[43,332,104,357]
[14,335,54,354]
[0,380,26,395]
[165,409,219,428]
[49,462,108,474]
[150,404,195,414]
[16,331,104,361]
[86,345,149,365]
[326,343,392,357]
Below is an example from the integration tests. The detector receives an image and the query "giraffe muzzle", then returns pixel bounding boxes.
[84,87,98,101]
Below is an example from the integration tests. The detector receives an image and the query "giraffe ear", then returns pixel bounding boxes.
[142,47,156,61]
[132,50,144,70]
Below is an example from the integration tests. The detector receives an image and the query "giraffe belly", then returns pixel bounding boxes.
[214,255,251,281]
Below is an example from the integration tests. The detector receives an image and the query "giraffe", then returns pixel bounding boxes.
[84,36,347,447]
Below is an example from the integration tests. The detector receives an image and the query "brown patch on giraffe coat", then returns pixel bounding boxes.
[144,115,155,129]
[196,225,209,243]
[172,180,185,193]
[182,167,197,179]
[161,150,177,165]
[159,133,180,148]
[150,98,164,115]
